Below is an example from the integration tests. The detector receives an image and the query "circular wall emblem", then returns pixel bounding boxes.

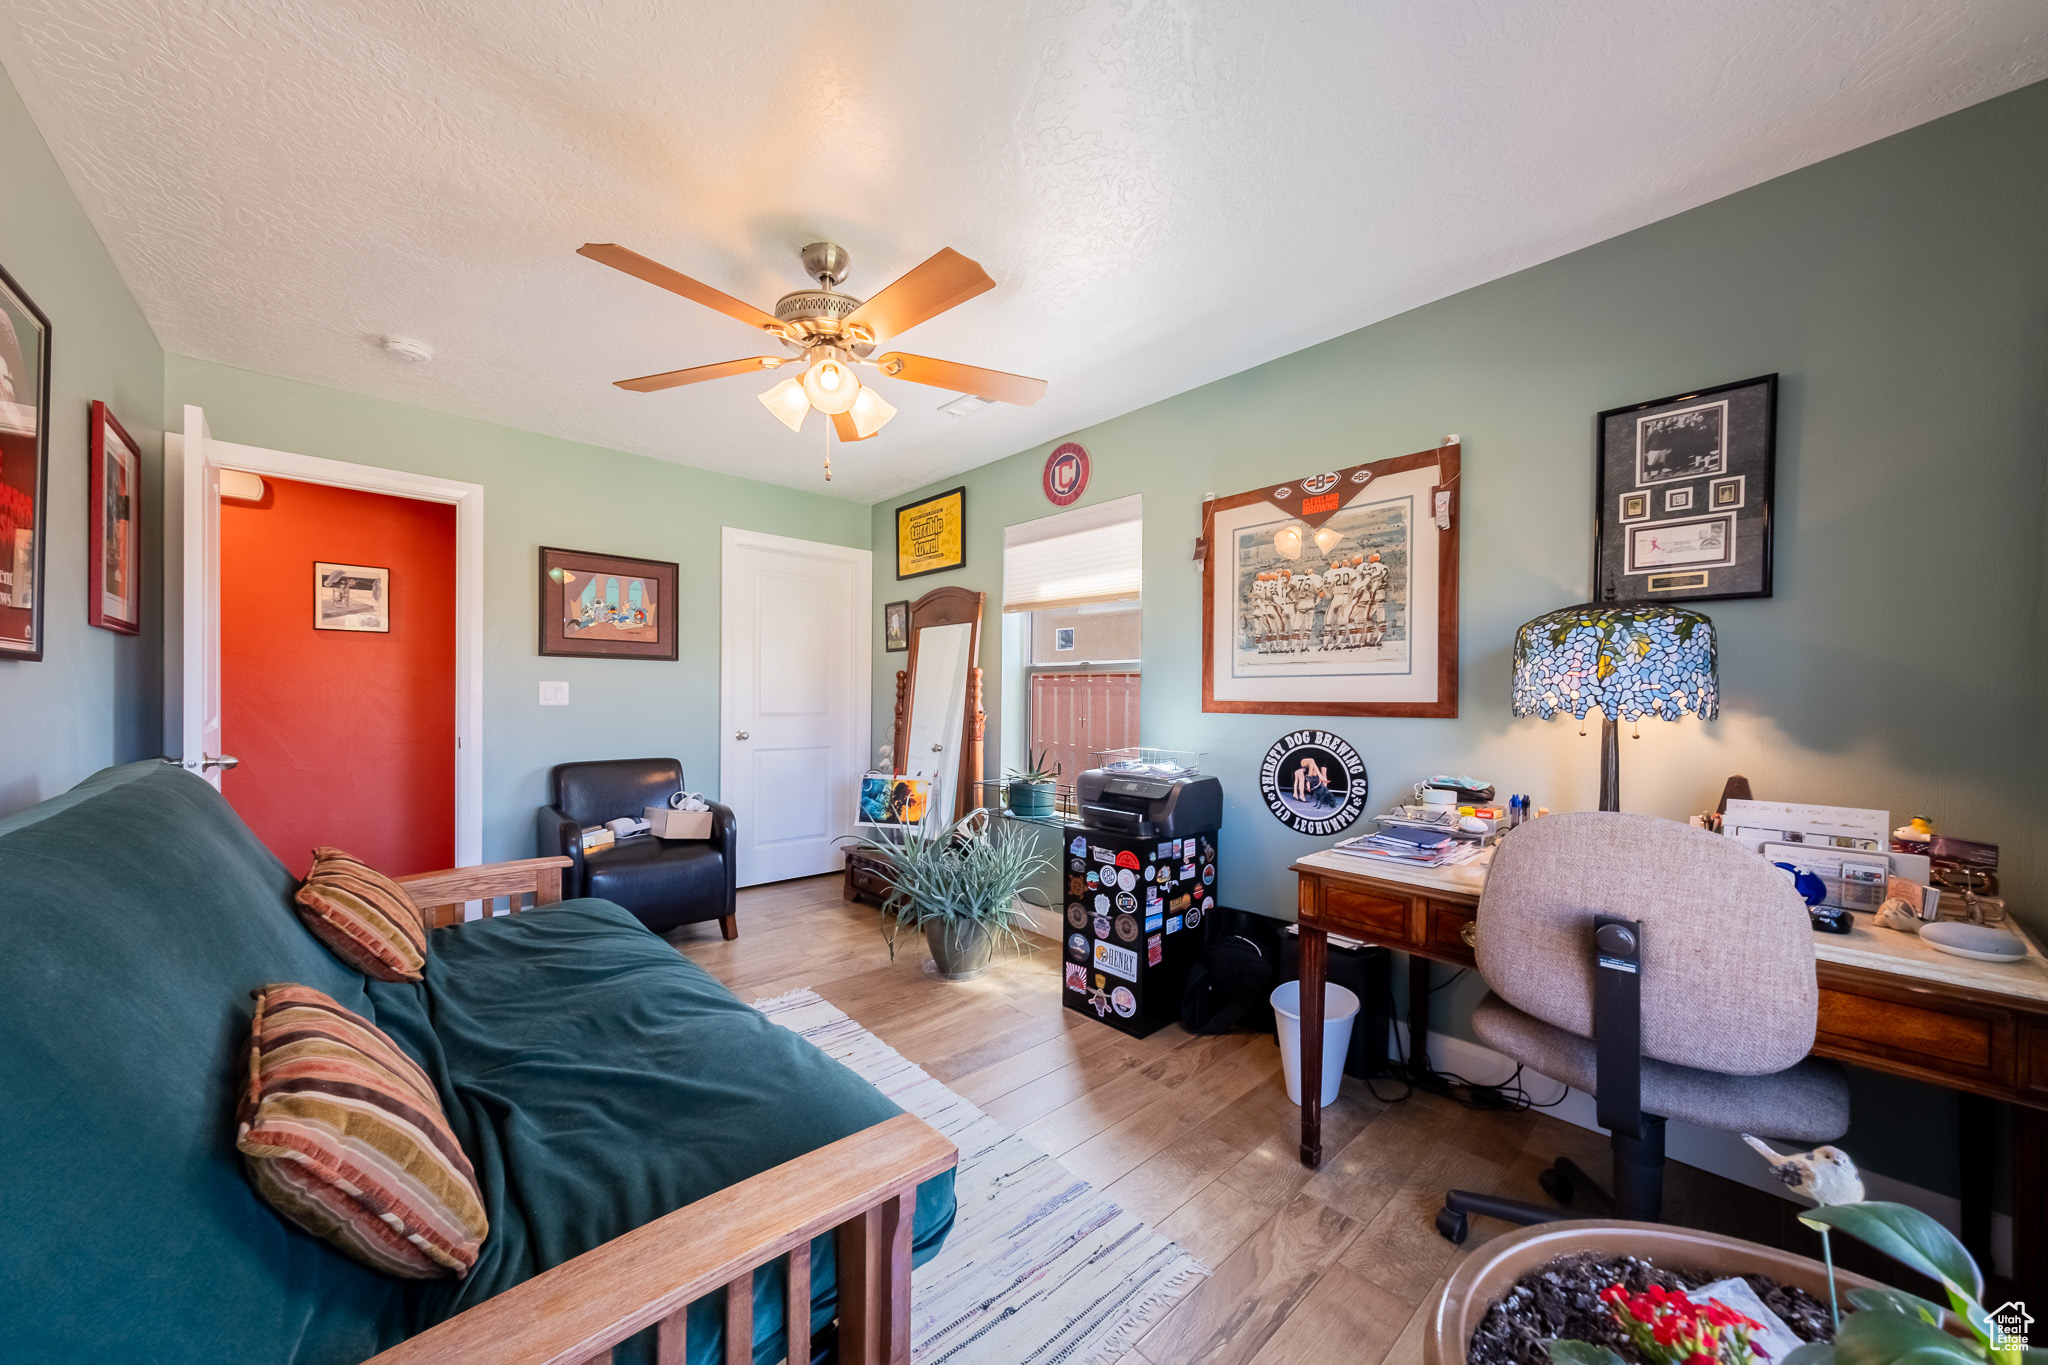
[1111,987,1137,1018]
[1114,913,1139,943]
[1043,442,1091,506]
[1067,933,1088,960]
[1185,903,1203,929]
[1093,913,1113,939]
[1116,868,1136,892]
[1115,890,1137,913]
[1066,902,1086,929]
[1258,729,1369,836]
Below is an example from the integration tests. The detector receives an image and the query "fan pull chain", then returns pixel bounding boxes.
[822,407,833,481]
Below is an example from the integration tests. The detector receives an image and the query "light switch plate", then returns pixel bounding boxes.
[539,681,569,706]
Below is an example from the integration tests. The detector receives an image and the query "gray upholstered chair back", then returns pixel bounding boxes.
[1474,811,1816,1076]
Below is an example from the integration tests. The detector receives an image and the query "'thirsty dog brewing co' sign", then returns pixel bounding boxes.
[1259,729,1367,836]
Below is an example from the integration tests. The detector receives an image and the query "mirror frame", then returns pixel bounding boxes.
[892,586,986,823]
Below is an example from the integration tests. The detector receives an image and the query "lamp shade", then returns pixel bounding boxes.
[758,377,810,433]
[1511,603,1717,723]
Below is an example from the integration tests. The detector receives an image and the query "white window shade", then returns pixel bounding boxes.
[1003,494,1142,614]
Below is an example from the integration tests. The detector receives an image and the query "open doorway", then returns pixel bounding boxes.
[219,476,456,877]
[165,408,484,870]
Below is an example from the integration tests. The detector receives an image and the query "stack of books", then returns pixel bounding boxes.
[1328,822,1486,868]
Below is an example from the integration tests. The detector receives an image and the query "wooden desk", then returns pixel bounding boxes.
[1290,847,2048,1298]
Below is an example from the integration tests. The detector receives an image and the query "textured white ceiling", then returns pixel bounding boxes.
[2,2,2044,501]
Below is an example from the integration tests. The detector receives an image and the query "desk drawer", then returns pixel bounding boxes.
[1817,986,2000,1076]
[1318,886,1413,942]
[1428,901,1478,961]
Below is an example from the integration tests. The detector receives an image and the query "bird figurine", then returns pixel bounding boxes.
[1742,1135,1866,1205]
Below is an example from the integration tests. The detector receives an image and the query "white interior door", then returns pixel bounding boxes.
[720,528,871,886]
[177,405,230,788]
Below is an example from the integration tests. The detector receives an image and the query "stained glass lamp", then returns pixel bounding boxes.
[1511,604,1718,812]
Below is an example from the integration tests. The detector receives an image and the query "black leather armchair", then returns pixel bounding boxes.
[538,758,739,939]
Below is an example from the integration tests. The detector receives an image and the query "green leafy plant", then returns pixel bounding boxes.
[842,810,1052,960]
[1005,747,1060,783]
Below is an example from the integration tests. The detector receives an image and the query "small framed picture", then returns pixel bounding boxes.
[1055,627,1076,651]
[1595,374,1775,603]
[314,562,390,632]
[87,401,142,635]
[539,546,679,660]
[883,599,909,652]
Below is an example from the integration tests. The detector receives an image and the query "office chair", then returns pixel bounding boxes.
[1437,812,1849,1242]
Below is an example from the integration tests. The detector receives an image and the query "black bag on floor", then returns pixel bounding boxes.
[1181,932,1274,1035]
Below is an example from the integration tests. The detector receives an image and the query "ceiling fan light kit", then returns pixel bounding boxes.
[578,238,1048,478]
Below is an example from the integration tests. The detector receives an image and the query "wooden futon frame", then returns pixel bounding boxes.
[366,858,958,1365]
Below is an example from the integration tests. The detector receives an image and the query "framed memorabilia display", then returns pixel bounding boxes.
[314,562,391,632]
[1202,443,1460,717]
[882,599,909,652]
[0,262,51,661]
[88,401,142,634]
[539,546,679,660]
[895,485,965,579]
[1595,374,1775,603]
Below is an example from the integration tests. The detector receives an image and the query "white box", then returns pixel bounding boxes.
[645,805,713,840]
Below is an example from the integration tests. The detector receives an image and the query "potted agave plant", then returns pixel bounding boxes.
[1428,1144,2038,1365]
[844,810,1052,980]
[1006,748,1060,819]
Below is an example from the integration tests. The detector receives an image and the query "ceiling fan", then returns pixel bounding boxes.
[578,240,1047,474]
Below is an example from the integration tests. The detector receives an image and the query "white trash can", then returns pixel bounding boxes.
[1270,980,1360,1107]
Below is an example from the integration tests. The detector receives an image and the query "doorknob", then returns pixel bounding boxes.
[735,730,750,740]
[202,754,239,771]
[931,743,944,753]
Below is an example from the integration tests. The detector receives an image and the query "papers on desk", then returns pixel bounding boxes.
[1328,823,1487,868]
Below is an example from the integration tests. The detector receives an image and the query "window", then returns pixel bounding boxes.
[1003,497,1142,781]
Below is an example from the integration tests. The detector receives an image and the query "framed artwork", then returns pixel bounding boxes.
[539,545,679,660]
[883,599,909,652]
[0,262,51,661]
[87,401,142,635]
[895,486,965,579]
[1595,374,1775,603]
[314,562,391,632]
[1202,443,1460,717]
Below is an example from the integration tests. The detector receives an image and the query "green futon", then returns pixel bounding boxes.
[0,761,955,1364]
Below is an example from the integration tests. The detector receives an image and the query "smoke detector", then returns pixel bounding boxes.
[380,335,433,363]
[938,394,992,417]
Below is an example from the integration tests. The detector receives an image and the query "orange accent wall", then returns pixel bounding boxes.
[221,477,455,879]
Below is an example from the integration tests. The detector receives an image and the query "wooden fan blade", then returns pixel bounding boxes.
[842,249,994,344]
[578,243,784,333]
[615,356,787,392]
[873,352,1047,407]
[830,410,877,442]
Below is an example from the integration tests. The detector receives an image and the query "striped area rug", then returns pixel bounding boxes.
[754,990,1207,1365]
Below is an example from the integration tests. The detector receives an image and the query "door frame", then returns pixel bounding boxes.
[164,429,486,867]
[718,526,872,885]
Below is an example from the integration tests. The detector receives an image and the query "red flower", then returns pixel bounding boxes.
[1688,1355,1717,1365]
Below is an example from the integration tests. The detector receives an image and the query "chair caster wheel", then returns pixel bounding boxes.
[1435,1205,1468,1244]
[1539,1166,1575,1205]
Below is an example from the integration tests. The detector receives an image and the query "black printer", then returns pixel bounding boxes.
[1076,768,1223,840]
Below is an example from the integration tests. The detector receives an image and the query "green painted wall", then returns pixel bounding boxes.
[872,81,2048,1203]
[0,63,165,813]
[166,355,870,863]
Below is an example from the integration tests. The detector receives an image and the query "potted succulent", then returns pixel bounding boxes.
[1006,748,1060,819]
[1427,1146,2032,1365]
[844,810,1051,980]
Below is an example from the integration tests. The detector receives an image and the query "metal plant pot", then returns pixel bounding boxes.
[923,918,996,981]
[1008,779,1056,818]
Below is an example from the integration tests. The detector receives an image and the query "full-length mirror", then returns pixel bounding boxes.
[894,587,986,823]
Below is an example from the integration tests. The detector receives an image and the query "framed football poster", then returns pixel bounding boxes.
[1594,374,1775,603]
[895,485,965,579]
[0,261,50,661]
[1201,443,1459,717]
[88,401,143,635]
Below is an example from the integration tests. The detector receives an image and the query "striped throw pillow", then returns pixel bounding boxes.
[237,983,488,1278]
[294,847,428,982]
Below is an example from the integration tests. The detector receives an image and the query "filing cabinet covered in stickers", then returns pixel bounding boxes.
[1060,822,1221,1038]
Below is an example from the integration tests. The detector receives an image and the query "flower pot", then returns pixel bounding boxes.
[1008,778,1056,819]
[923,918,996,981]
[1422,1219,1883,1365]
